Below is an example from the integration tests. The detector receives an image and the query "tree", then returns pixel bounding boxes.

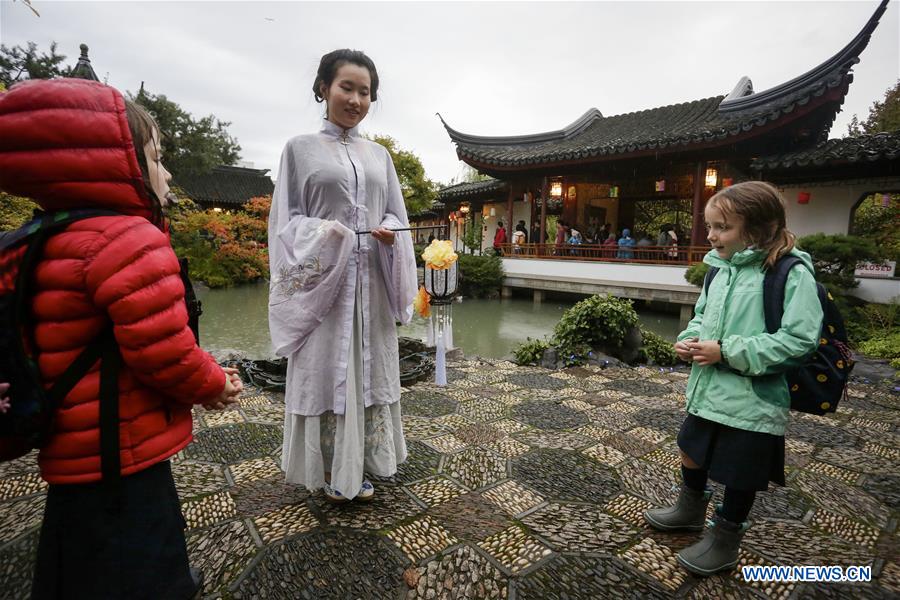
[130,87,241,177]
[459,164,492,183]
[796,233,882,294]
[0,41,68,87]
[369,135,437,216]
[847,79,900,136]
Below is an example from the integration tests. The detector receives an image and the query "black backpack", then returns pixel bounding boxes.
[703,255,853,415]
[0,210,201,481]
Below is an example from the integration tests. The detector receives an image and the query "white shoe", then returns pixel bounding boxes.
[357,479,375,502]
[323,483,349,503]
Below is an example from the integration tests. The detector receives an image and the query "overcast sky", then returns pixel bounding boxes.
[2,1,898,184]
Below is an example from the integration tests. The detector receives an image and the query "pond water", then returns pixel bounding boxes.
[196,282,680,360]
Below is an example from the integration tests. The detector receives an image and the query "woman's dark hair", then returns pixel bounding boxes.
[124,99,164,226]
[313,49,379,102]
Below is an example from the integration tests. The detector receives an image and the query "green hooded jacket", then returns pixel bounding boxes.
[679,247,823,436]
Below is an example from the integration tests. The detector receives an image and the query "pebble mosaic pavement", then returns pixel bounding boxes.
[1,359,898,599]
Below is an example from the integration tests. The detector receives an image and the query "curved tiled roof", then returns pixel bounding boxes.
[752,130,900,170]
[442,0,888,170]
[176,165,274,207]
[438,178,507,201]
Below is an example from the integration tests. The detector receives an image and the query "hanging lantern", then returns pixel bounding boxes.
[421,240,459,386]
[655,179,666,192]
[609,186,619,198]
[550,182,563,198]
[798,192,811,204]
[490,207,496,217]
[705,168,718,188]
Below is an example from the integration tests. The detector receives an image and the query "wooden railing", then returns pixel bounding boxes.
[492,243,708,265]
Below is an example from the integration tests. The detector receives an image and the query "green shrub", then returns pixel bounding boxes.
[0,192,38,231]
[858,331,900,364]
[639,327,679,365]
[796,233,882,295]
[684,262,710,287]
[851,193,899,261]
[457,253,504,299]
[462,214,483,253]
[169,196,271,287]
[512,337,550,366]
[553,294,639,365]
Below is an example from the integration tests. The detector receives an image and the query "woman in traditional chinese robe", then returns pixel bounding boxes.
[268,49,418,502]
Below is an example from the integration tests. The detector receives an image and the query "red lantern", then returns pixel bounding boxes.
[798,192,811,205]
[722,178,733,187]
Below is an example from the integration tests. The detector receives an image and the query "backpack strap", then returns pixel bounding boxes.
[703,266,719,297]
[98,327,122,495]
[762,255,803,334]
[0,209,120,251]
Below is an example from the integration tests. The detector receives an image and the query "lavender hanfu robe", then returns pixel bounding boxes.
[268,120,418,498]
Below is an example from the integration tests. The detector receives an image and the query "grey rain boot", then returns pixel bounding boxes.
[676,511,750,576]
[643,486,712,531]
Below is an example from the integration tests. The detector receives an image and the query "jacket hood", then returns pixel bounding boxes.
[0,78,153,219]
[703,246,816,275]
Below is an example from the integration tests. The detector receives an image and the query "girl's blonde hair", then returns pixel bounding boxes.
[707,181,795,269]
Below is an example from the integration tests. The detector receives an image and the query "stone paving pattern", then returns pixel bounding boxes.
[1,359,898,598]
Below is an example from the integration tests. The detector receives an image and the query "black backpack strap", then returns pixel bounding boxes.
[0,209,120,251]
[178,258,202,344]
[703,266,719,296]
[762,255,803,334]
[98,328,122,491]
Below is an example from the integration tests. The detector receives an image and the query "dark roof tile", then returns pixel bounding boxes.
[175,165,273,207]
[751,131,900,170]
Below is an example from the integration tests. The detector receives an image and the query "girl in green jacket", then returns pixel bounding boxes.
[644,181,823,576]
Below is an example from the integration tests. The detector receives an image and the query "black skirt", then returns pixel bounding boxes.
[678,413,785,491]
[32,460,197,600]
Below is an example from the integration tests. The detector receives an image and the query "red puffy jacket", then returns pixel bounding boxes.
[0,79,226,484]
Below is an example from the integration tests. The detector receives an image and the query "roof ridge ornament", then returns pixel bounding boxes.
[724,76,754,102]
[69,43,100,82]
[718,0,889,113]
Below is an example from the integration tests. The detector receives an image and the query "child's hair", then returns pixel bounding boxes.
[124,99,164,226]
[313,49,379,102]
[707,181,795,269]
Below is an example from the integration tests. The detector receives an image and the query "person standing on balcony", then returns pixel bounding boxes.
[512,223,527,254]
[636,232,654,260]
[602,231,618,258]
[493,221,507,255]
[617,228,636,259]
[554,220,568,255]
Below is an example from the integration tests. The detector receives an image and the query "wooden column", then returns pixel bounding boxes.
[506,186,515,238]
[539,177,549,247]
[690,161,707,246]
[528,186,537,241]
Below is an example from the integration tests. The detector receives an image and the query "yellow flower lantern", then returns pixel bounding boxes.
[420,239,459,386]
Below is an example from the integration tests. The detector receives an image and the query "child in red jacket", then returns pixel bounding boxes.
[0,79,241,599]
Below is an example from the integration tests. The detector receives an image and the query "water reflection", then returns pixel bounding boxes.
[197,282,680,360]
